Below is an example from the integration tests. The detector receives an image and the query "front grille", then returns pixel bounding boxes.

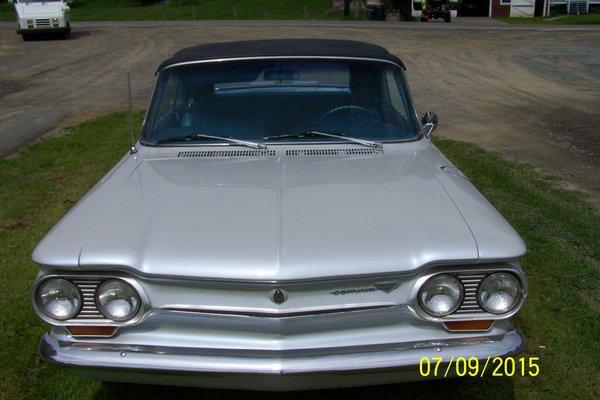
[178,149,276,158]
[71,279,105,320]
[455,273,486,314]
[35,19,50,27]
[286,148,383,156]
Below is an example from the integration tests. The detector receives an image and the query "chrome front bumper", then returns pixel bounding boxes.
[39,328,524,391]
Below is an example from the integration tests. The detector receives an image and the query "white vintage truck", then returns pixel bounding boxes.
[8,0,72,41]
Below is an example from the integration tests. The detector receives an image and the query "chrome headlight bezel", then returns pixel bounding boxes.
[418,274,464,317]
[477,272,522,314]
[31,273,150,327]
[408,264,527,322]
[35,278,82,321]
[95,279,141,322]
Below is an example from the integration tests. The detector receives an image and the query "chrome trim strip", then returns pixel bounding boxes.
[161,302,398,318]
[40,259,522,286]
[39,328,525,377]
[68,258,485,286]
[52,330,510,358]
[159,56,405,72]
[136,72,160,149]
[401,67,426,140]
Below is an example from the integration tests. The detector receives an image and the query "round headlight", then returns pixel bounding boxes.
[477,273,521,314]
[37,278,81,320]
[419,274,464,317]
[96,279,140,321]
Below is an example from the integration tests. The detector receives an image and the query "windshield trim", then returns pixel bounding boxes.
[401,67,426,139]
[158,56,405,74]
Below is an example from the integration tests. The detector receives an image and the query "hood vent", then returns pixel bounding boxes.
[176,148,383,158]
[178,150,276,158]
[286,148,384,157]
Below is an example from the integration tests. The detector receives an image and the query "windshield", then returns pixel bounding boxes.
[143,59,421,145]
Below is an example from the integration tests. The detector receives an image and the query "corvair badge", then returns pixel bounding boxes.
[330,282,400,296]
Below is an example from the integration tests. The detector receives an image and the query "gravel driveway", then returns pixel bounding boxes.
[1,20,599,204]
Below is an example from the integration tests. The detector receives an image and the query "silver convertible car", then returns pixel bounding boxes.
[32,39,527,391]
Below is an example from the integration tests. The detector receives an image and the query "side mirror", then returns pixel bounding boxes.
[421,110,438,139]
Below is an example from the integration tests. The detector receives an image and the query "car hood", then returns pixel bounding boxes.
[39,146,482,281]
[34,142,526,281]
[15,3,66,17]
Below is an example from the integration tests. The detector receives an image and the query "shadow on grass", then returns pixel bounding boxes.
[69,30,92,39]
[92,377,516,400]
[21,30,91,41]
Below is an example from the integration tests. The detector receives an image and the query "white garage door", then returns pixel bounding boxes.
[510,0,535,17]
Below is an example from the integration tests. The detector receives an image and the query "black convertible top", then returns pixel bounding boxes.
[157,39,405,72]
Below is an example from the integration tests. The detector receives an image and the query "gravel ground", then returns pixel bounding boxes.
[0,20,599,204]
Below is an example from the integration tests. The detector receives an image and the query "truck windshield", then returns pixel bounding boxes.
[143,59,421,145]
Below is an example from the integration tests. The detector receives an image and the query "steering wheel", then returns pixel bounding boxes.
[318,105,382,127]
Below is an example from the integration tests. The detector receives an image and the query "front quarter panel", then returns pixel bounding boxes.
[417,140,526,262]
[32,153,142,269]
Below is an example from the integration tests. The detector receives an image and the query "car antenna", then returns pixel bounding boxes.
[127,72,138,154]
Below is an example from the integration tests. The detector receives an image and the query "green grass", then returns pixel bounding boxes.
[0,0,336,22]
[498,13,600,25]
[0,112,599,399]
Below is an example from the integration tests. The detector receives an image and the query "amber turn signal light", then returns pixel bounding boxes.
[444,320,493,331]
[67,326,116,337]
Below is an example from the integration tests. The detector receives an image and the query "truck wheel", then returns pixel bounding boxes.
[445,11,452,23]
[22,33,32,41]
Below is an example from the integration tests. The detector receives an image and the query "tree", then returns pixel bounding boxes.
[344,0,351,17]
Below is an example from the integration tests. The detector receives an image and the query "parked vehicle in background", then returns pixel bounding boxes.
[365,0,387,20]
[421,0,453,22]
[8,0,71,41]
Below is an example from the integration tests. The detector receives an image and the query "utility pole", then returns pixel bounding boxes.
[343,0,351,17]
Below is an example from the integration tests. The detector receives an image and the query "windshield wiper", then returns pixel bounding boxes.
[155,133,267,150]
[263,131,383,149]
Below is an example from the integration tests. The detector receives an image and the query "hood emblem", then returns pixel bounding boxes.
[329,282,400,296]
[373,281,401,293]
[271,289,287,304]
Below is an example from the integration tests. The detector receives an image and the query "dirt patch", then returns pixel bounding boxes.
[0,78,29,99]
[580,291,599,311]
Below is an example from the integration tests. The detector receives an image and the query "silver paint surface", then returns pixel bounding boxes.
[33,140,525,280]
